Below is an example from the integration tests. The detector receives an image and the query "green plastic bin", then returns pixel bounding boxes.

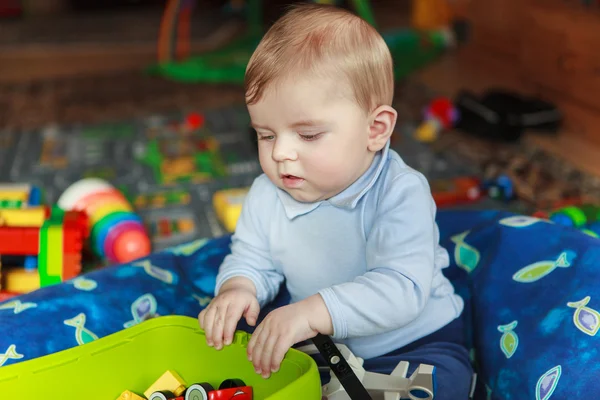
[0,316,322,400]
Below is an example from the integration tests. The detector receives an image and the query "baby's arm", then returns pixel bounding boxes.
[215,177,284,306]
[200,177,284,347]
[319,172,438,339]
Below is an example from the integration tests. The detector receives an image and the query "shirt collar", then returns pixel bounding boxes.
[276,140,390,219]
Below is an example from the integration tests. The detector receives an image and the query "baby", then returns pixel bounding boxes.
[199,3,473,398]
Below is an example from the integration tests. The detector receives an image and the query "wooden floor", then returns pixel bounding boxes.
[414,50,600,180]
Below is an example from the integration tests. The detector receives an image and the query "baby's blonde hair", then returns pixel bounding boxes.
[244,3,394,113]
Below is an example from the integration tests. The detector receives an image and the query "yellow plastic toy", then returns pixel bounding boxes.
[0,207,49,227]
[411,0,452,30]
[144,370,187,398]
[116,390,146,400]
[212,187,250,232]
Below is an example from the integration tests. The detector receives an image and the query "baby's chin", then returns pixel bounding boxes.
[277,184,340,204]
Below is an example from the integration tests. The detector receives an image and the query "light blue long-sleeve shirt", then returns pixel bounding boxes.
[215,141,464,360]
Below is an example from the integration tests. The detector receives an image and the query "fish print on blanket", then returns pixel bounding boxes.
[68,277,98,291]
[0,345,23,367]
[0,300,37,314]
[168,238,209,256]
[498,320,519,359]
[64,313,99,345]
[499,216,545,228]
[124,293,159,328]
[512,251,576,283]
[133,259,178,285]
[536,365,561,400]
[450,230,480,273]
[567,296,600,336]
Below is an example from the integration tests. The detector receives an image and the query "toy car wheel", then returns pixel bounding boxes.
[185,383,214,400]
[150,391,175,400]
[219,378,246,390]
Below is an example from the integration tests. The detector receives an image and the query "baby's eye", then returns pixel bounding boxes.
[299,133,323,141]
[258,134,275,141]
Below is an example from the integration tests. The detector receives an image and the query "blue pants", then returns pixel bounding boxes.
[308,314,474,400]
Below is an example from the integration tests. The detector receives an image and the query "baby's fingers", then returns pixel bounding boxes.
[270,336,290,374]
[223,303,245,346]
[211,304,229,350]
[259,334,279,378]
[202,304,219,347]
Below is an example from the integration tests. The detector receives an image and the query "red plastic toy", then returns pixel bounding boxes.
[431,176,482,207]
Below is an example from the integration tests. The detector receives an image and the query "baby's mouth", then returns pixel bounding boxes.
[281,174,301,180]
[280,174,305,187]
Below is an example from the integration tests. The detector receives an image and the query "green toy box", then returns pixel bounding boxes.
[0,316,322,400]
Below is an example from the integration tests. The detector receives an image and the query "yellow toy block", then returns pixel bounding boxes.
[143,370,187,399]
[0,207,48,227]
[2,268,40,293]
[0,183,31,201]
[212,187,250,233]
[116,390,146,400]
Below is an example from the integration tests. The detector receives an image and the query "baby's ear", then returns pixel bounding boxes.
[367,105,397,152]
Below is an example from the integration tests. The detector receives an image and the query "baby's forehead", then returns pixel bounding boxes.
[251,71,357,107]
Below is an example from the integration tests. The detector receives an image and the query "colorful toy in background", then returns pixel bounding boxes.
[0,184,89,296]
[213,187,250,233]
[57,178,152,264]
[411,0,454,31]
[118,370,252,400]
[137,114,227,185]
[430,176,482,207]
[482,174,515,202]
[148,0,461,84]
[414,97,459,143]
[534,204,600,238]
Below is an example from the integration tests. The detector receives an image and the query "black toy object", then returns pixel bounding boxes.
[454,89,562,142]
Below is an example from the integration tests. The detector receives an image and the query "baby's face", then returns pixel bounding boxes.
[248,75,375,203]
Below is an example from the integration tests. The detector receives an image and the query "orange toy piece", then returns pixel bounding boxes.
[411,0,453,30]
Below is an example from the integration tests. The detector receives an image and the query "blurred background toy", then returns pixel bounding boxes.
[0,184,89,295]
[57,178,152,264]
[539,204,600,238]
[414,96,459,142]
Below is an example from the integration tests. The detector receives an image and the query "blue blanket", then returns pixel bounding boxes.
[1,210,599,400]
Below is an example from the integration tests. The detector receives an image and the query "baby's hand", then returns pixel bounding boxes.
[199,285,259,350]
[247,301,319,378]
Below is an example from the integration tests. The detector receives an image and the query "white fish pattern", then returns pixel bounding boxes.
[0,345,23,367]
[0,300,37,314]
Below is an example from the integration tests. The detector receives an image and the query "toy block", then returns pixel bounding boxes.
[116,390,146,400]
[38,216,64,287]
[0,227,40,255]
[212,187,250,232]
[144,370,187,399]
[2,268,40,293]
[0,207,50,227]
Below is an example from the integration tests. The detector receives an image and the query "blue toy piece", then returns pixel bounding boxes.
[483,174,514,202]
[27,186,42,206]
[24,256,38,270]
[550,212,575,227]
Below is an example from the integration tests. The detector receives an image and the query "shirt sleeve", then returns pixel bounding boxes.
[318,172,438,339]
[214,176,284,308]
